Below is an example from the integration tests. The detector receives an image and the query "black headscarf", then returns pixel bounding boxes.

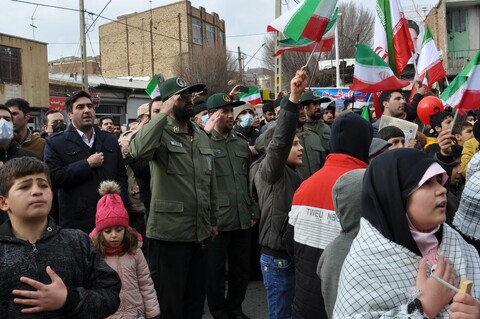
[362,148,438,256]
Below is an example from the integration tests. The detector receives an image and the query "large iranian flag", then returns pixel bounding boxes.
[350,43,410,93]
[373,0,414,76]
[440,50,480,110]
[416,26,446,86]
[239,88,262,105]
[273,8,337,57]
[267,0,337,42]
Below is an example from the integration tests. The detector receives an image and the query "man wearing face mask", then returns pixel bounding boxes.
[234,104,261,161]
[42,110,67,138]
[0,105,39,165]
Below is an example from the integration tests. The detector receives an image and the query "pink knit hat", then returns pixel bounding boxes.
[89,180,129,236]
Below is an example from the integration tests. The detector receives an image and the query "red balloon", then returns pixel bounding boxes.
[417,96,444,125]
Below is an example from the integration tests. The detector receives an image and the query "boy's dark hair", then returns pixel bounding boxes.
[452,121,473,136]
[0,104,13,117]
[148,95,163,116]
[99,116,113,126]
[43,110,62,125]
[91,227,139,257]
[378,90,402,112]
[378,125,404,141]
[451,144,463,160]
[429,111,452,131]
[65,90,91,113]
[5,98,31,115]
[0,157,51,196]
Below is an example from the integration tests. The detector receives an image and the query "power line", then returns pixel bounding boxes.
[85,0,112,33]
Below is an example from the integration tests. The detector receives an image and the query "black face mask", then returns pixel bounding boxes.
[52,123,67,133]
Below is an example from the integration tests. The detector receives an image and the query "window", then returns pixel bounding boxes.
[192,17,202,45]
[206,23,215,47]
[455,9,467,33]
[219,31,225,47]
[0,45,21,84]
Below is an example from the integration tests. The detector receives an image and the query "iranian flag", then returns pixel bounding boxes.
[350,43,410,93]
[416,26,446,86]
[273,8,338,57]
[267,0,338,42]
[440,50,480,110]
[373,0,414,76]
[239,88,262,105]
[145,75,161,99]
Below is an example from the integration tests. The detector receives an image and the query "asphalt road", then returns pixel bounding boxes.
[203,280,268,319]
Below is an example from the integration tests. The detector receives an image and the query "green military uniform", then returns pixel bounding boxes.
[129,112,218,242]
[205,93,259,319]
[210,129,259,230]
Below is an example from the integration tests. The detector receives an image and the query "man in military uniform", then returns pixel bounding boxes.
[129,77,218,319]
[298,91,331,178]
[203,93,259,319]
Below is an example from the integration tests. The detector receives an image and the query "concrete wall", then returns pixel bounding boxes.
[0,34,49,107]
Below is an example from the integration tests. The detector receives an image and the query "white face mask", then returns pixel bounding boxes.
[0,118,13,143]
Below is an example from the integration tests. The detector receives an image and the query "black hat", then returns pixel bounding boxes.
[206,93,245,111]
[262,102,275,113]
[193,101,207,116]
[160,77,205,102]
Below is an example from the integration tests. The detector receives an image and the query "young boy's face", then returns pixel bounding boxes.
[460,126,474,143]
[436,116,453,133]
[387,136,405,149]
[0,173,52,220]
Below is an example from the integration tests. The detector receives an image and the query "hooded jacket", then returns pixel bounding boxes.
[317,169,366,318]
[252,99,302,258]
[284,112,372,319]
[0,218,121,318]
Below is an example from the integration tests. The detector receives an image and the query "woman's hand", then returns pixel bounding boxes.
[416,256,457,318]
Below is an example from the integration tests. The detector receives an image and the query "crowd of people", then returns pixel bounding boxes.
[0,66,480,319]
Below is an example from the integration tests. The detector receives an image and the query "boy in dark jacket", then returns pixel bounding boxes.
[0,157,121,318]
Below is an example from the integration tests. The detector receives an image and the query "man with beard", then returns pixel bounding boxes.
[130,77,219,319]
[44,90,128,233]
[6,98,45,159]
[203,93,259,319]
[301,91,331,152]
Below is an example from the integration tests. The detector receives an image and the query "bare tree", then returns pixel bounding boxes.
[172,48,238,94]
[262,1,374,87]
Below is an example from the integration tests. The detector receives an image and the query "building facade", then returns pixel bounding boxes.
[99,0,226,78]
[426,0,480,76]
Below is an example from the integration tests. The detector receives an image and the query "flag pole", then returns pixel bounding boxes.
[449,108,459,134]
[304,41,320,68]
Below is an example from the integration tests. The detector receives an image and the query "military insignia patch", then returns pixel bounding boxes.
[313,91,319,97]
[223,94,231,102]
[176,78,187,87]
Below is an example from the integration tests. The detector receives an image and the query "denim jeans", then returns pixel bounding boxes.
[260,253,295,319]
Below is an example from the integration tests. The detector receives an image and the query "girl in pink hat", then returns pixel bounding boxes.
[90,180,160,319]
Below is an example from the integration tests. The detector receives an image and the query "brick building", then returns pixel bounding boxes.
[99,0,226,78]
[426,0,480,76]
[48,56,102,75]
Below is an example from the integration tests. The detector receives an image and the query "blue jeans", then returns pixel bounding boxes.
[260,253,295,319]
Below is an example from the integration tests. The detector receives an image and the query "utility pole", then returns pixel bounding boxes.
[149,3,155,77]
[335,13,341,87]
[274,0,282,95]
[79,0,88,91]
[238,46,243,83]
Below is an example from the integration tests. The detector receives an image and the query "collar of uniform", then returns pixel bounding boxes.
[166,116,194,135]
[211,129,236,141]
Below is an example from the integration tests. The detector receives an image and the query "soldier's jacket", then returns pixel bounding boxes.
[210,129,260,232]
[129,113,218,243]
[254,120,329,180]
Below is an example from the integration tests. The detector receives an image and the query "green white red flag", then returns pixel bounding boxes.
[440,50,480,110]
[273,8,337,57]
[416,26,446,86]
[238,88,262,105]
[350,43,410,93]
[145,74,165,99]
[267,0,337,42]
[373,0,414,76]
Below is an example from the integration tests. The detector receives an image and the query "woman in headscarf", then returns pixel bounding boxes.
[333,148,480,318]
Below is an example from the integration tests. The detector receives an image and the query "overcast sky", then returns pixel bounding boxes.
[1,0,438,73]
